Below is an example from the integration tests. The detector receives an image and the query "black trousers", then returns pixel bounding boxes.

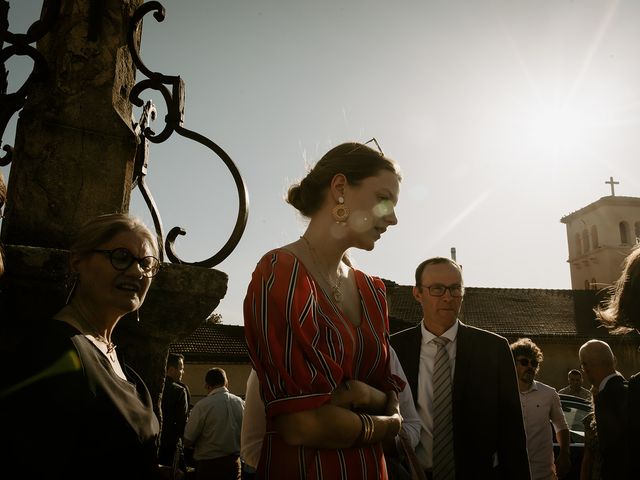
[195,455,241,480]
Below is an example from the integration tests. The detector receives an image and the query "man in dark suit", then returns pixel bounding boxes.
[578,339,630,479]
[391,257,530,479]
[159,352,191,469]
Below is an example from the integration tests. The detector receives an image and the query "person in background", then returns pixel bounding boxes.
[511,338,571,480]
[1,213,162,479]
[594,243,640,469]
[578,339,630,480]
[159,353,191,470]
[239,370,264,480]
[184,367,244,480]
[243,141,404,480]
[392,257,530,479]
[558,369,592,401]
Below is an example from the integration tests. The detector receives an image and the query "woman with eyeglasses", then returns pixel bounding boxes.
[243,142,405,480]
[2,213,163,479]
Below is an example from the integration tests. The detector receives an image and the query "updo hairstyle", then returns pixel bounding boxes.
[287,142,401,218]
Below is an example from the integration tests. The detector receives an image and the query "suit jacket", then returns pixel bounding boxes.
[595,374,631,480]
[391,321,530,480]
[159,376,190,466]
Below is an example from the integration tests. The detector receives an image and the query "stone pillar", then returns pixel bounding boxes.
[0,0,230,416]
[2,0,142,247]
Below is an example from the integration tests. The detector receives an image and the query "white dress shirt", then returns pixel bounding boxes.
[415,319,459,469]
[519,380,569,480]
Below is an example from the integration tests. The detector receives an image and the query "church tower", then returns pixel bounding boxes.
[560,177,640,290]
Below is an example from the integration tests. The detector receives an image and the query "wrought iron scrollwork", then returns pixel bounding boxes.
[0,0,60,166]
[128,1,249,268]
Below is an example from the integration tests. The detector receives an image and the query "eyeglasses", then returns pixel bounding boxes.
[93,248,160,277]
[419,284,465,297]
[517,358,539,368]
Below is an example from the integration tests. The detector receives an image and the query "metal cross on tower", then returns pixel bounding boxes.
[605,176,619,196]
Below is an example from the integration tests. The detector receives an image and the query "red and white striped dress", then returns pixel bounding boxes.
[243,249,403,480]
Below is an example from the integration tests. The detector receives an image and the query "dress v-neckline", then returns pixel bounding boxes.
[278,248,363,328]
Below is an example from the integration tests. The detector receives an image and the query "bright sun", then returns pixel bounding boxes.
[521,102,595,155]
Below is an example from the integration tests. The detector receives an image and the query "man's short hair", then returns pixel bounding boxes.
[166,353,184,370]
[414,257,463,287]
[205,368,227,387]
[510,338,544,364]
[568,369,582,377]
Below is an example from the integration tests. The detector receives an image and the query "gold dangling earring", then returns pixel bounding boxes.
[332,196,350,223]
[136,309,140,322]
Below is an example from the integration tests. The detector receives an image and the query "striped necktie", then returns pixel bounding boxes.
[432,336,455,480]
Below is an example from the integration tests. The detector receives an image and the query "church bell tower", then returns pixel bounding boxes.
[560,177,640,290]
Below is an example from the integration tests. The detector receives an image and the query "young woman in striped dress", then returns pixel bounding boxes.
[244,142,404,479]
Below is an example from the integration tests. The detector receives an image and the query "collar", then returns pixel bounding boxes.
[520,380,539,394]
[421,318,459,345]
[599,372,621,392]
[207,386,228,396]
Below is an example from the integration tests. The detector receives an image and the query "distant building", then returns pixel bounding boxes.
[560,179,640,290]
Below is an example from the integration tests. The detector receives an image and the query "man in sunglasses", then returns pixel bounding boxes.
[391,257,530,479]
[510,338,570,480]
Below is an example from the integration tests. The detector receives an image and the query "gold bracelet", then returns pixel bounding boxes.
[358,413,375,444]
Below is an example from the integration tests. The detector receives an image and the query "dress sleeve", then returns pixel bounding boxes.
[243,251,345,420]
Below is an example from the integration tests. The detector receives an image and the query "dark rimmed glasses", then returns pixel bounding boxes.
[517,357,539,368]
[93,248,160,278]
[419,284,465,297]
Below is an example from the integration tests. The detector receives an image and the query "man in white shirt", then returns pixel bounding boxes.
[511,338,571,480]
[184,368,244,480]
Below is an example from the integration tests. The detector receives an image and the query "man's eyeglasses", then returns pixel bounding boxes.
[517,358,539,368]
[93,248,160,278]
[419,284,465,297]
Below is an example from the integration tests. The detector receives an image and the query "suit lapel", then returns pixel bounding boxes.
[452,322,470,427]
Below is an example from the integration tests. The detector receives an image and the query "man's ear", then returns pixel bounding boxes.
[412,285,422,302]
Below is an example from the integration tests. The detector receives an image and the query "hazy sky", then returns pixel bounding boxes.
[3,0,639,326]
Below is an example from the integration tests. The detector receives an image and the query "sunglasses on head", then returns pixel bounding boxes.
[517,358,539,368]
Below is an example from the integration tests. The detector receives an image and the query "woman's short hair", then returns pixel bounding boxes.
[286,142,401,217]
[596,244,640,333]
[70,213,159,260]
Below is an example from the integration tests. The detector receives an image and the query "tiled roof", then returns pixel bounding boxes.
[170,323,248,362]
[384,280,635,341]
